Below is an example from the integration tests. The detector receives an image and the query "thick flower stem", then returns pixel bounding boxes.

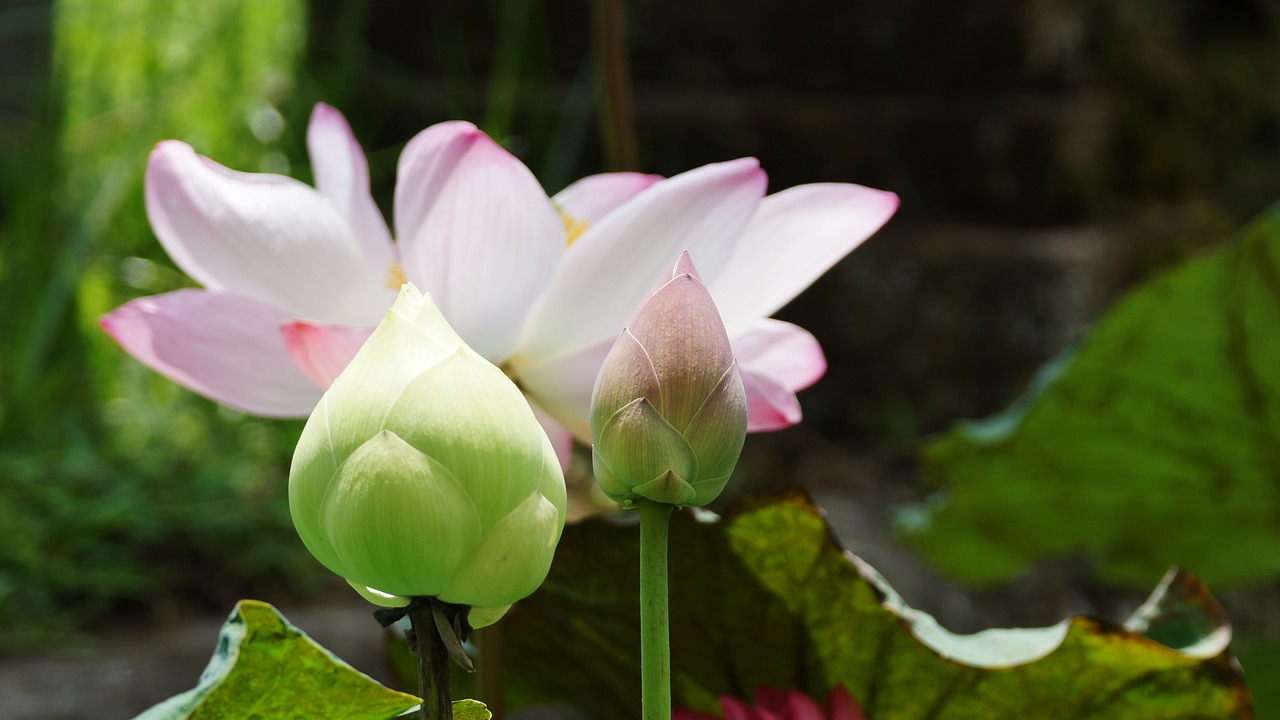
[638,498,674,720]
[409,604,453,720]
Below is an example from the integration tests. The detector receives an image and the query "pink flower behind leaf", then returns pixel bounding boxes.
[674,686,865,720]
[101,103,898,463]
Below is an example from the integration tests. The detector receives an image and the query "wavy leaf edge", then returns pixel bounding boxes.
[736,487,1235,668]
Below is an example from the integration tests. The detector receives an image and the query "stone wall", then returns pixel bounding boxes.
[329,0,1280,443]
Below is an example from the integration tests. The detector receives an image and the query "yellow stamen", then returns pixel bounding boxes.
[385,259,406,289]
[561,211,588,247]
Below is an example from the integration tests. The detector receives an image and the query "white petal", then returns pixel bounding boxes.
[100,290,322,416]
[710,182,898,334]
[552,171,662,224]
[306,103,395,272]
[146,141,393,325]
[731,319,827,392]
[510,338,615,443]
[519,158,767,360]
[393,122,564,361]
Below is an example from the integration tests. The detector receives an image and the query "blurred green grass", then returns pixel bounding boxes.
[0,0,316,651]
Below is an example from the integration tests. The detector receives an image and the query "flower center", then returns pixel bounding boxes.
[500,355,527,391]
[561,210,588,246]
[384,259,406,289]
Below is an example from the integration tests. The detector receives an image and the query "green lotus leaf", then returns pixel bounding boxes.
[905,205,1280,587]
[132,600,417,720]
[502,489,1253,719]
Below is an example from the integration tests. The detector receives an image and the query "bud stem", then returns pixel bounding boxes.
[409,604,453,720]
[638,498,674,720]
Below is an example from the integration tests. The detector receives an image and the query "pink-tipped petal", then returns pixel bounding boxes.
[732,319,827,392]
[710,183,898,335]
[280,321,374,388]
[145,141,392,325]
[669,250,703,282]
[100,290,323,417]
[753,689,790,719]
[306,103,395,271]
[627,266,735,431]
[552,171,662,224]
[755,688,825,720]
[740,367,803,432]
[823,686,866,720]
[528,399,575,472]
[393,122,564,362]
[520,158,767,360]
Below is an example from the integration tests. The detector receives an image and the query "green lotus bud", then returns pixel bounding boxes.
[590,252,748,508]
[289,284,566,627]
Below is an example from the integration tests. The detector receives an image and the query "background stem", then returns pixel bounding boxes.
[638,499,673,720]
[409,604,453,720]
[592,0,637,171]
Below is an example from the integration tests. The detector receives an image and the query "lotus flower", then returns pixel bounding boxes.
[101,103,898,461]
[674,686,865,720]
[591,253,747,507]
[289,284,564,627]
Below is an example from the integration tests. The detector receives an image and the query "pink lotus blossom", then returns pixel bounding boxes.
[674,685,865,720]
[101,103,897,460]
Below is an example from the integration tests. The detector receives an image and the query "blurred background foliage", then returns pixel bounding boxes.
[905,207,1280,586]
[2,0,1280,706]
[1,0,313,650]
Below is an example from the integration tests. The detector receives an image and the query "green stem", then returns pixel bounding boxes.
[408,604,453,720]
[638,499,673,720]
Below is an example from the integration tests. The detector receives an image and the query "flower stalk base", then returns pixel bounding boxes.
[409,603,453,720]
[377,597,475,720]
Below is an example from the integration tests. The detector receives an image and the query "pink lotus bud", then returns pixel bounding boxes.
[590,252,748,507]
